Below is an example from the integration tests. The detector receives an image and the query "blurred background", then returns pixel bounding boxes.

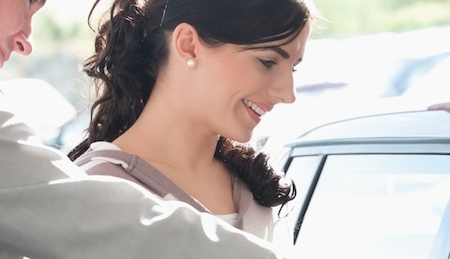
[1,0,449,153]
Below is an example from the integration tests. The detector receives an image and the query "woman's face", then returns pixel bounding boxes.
[0,0,46,69]
[188,23,311,142]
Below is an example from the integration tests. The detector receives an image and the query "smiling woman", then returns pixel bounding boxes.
[67,0,314,252]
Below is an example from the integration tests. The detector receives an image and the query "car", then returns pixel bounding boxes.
[273,102,450,259]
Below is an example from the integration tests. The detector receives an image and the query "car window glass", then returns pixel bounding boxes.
[284,156,322,233]
[294,154,450,259]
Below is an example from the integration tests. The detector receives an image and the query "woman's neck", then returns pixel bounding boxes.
[113,111,236,215]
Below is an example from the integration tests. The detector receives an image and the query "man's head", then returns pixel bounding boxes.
[0,0,46,69]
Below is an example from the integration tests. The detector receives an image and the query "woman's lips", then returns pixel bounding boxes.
[244,103,262,123]
[243,99,271,117]
[243,99,273,124]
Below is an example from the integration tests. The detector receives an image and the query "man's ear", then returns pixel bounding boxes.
[171,23,200,66]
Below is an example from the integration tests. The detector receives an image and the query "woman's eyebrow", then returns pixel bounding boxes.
[269,47,290,59]
[250,46,290,59]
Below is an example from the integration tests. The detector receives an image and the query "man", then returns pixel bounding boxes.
[0,1,285,258]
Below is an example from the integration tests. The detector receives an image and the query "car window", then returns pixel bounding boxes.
[291,154,450,259]
[284,156,323,237]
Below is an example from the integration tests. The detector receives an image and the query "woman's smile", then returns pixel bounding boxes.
[243,99,272,124]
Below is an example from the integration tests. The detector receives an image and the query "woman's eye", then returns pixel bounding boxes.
[29,0,44,6]
[259,59,277,69]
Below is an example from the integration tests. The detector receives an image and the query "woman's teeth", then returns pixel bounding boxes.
[243,100,266,117]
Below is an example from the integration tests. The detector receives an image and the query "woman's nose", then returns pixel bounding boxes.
[271,72,296,104]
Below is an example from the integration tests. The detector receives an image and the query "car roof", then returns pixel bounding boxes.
[289,109,450,146]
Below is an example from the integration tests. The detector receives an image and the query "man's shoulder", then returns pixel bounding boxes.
[0,108,37,143]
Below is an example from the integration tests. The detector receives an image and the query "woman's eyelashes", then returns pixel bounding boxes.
[259,58,299,73]
[259,59,277,69]
[30,0,45,7]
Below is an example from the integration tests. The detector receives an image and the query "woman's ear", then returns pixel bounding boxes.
[171,23,200,67]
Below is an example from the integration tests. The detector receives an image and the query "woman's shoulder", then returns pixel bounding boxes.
[233,176,294,245]
[74,141,138,182]
[73,143,209,212]
[232,176,274,221]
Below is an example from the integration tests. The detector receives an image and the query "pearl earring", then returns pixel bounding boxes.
[187,59,196,68]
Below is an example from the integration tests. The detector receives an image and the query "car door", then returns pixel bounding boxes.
[285,150,450,259]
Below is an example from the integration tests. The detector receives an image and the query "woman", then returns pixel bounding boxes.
[69,0,312,247]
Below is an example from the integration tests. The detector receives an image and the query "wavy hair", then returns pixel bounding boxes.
[69,0,311,208]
